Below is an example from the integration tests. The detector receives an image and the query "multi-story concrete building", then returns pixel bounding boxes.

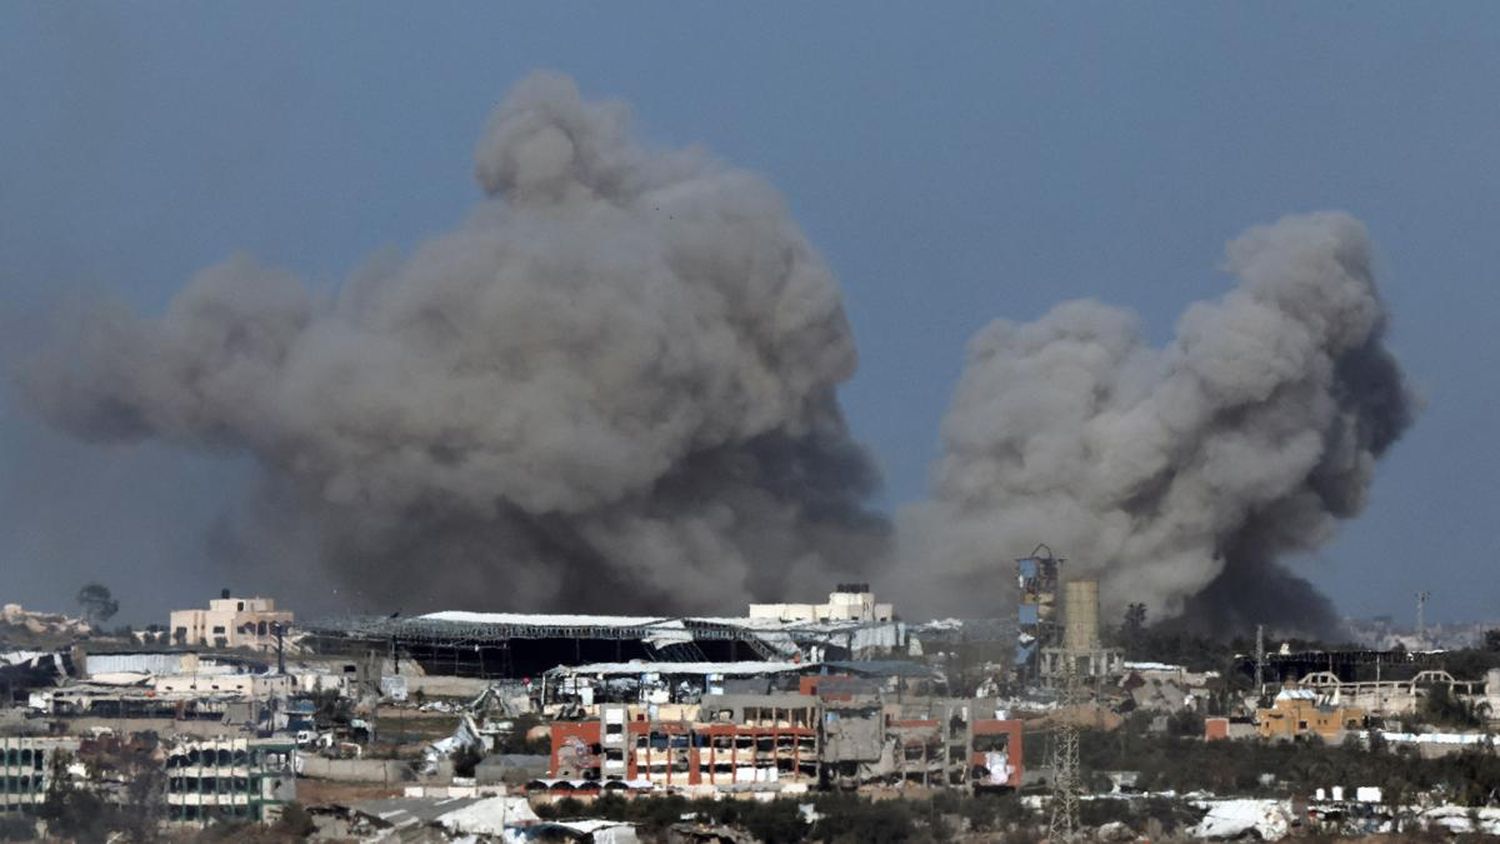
[163,737,296,824]
[546,692,1023,793]
[549,696,824,790]
[884,704,1024,790]
[169,592,293,651]
[0,738,77,814]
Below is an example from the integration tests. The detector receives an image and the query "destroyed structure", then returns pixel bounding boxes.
[545,692,1023,793]
[1015,548,1124,687]
[163,737,297,823]
[303,586,906,680]
[1291,667,1500,718]
[0,737,74,812]
[1,604,91,640]
[6,569,1500,842]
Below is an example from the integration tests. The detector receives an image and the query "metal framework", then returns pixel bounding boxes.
[1016,545,1064,686]
[1048,650,1082,840]
[301,613,900,680]
[305,615,783,652]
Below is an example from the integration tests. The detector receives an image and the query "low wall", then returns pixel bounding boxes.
[298,755,414,785]
[402,675,495,698]
[64,717,245,738]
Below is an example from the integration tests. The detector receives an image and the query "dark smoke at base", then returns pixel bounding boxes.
[902,212,1416,636]
[18,72,890,614]
[1176,556,1342,640]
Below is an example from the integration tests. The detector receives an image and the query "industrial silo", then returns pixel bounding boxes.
[1063,579,1101,652]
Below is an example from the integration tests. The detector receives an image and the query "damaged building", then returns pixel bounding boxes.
[163,737,297,824]
[0,738,77,814]
[541,659,938,709]
[304,588,907,681]
[543,685,1022,794]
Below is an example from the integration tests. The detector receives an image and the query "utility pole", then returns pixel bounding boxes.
[1255,624,1266,701]
[1049,650,1082,839]
[273,621,288,675]
[1415,591,1431,644]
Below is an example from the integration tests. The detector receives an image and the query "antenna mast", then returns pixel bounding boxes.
[1416,591,1431,644]
[1255,623,1266,701]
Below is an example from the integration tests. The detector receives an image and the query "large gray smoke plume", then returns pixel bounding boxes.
[20,72,887,612]
[905,212,1413,636]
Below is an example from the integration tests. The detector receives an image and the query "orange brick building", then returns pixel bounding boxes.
[1256,689,1366,741]
[548,692,1023,792]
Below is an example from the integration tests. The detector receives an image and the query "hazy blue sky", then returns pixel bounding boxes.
[3,3,1497,625]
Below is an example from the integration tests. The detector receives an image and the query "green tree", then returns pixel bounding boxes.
[75,583,119,628]
[1420,684,1483,729]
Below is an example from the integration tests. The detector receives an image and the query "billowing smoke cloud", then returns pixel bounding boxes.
[19,72,888,613]
[903,212,1414,636]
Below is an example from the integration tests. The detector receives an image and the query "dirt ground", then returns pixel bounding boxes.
[294,778,404,806]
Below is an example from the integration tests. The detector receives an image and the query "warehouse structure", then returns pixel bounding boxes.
[304,600,906,681]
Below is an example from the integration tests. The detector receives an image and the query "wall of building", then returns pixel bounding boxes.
[296,756,414,785]
[163,738,296,823]
[747,588,893,623]
[0,738,77,813]
[154,673,292,699]
[546,694,1023,793]
[971,719,1024,789]
[83,652,191,677]
[169,597,292,651]
[62,716,242,738]
[1256,695,1365,741]
[1294,669,1500,720]
[548,702,821,790]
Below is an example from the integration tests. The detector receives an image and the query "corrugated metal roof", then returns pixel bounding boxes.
[422,611,678,628]
[545,660,805,677]
[820,660,934,678]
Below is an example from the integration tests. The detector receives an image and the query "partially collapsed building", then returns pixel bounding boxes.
[304,589,907,681]
[543,687,1022,794]
[163,737,297,823]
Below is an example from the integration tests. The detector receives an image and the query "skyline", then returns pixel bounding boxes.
[4,4,1499,625]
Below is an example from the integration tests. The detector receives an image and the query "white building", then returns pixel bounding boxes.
[0,737,77,813]
[170,591,293,651]
[747,584,893,623]
[164,737,296,824]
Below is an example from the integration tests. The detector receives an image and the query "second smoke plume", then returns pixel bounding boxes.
[904,212,1415,635]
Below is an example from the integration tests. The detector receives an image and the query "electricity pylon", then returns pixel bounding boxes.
[1048,650,1082,839]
